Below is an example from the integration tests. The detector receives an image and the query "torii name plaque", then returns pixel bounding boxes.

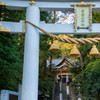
[71,1,95,32]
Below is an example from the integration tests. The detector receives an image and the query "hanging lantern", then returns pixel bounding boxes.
[89,45,100,56]
[70,45,80,57]
[49,42,59,52]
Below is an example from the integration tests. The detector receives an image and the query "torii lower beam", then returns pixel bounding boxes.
[39,23,100,34]
[0,21,24,34]
[1,21,100,34]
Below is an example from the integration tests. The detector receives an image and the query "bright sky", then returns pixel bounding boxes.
[56,11,74,24]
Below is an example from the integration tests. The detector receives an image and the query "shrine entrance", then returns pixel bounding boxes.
[0,0,100,100]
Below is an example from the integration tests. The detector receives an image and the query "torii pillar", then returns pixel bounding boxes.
[21,5,40,100]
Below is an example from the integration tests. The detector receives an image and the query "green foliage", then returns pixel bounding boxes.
[86,59,100,71]
[93,11,100,23]
[0,34,23,91]
[70,67,81,75]
[39,12,57,99]
[83,60,100,100]
[39,35,57,99]
[40,11,50,23]
[79,43,100,70]
[39,70,56,100]
[71,60,100,100]
[0,7,25,91]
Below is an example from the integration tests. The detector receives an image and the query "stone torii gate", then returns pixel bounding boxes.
[0,0,100,100]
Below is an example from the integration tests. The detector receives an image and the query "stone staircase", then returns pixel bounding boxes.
[53,82,74,100]
[62,83,66,100]
[54,82,60,100]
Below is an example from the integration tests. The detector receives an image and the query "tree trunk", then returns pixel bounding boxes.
[80,53,84,71]
[79,45,84,71]
[49,11,55,72]
[44,59,47,76]
[49,39,53,72]
[49,55,52,72]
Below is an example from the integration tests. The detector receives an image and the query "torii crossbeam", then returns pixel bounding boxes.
[0,0,100,100]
